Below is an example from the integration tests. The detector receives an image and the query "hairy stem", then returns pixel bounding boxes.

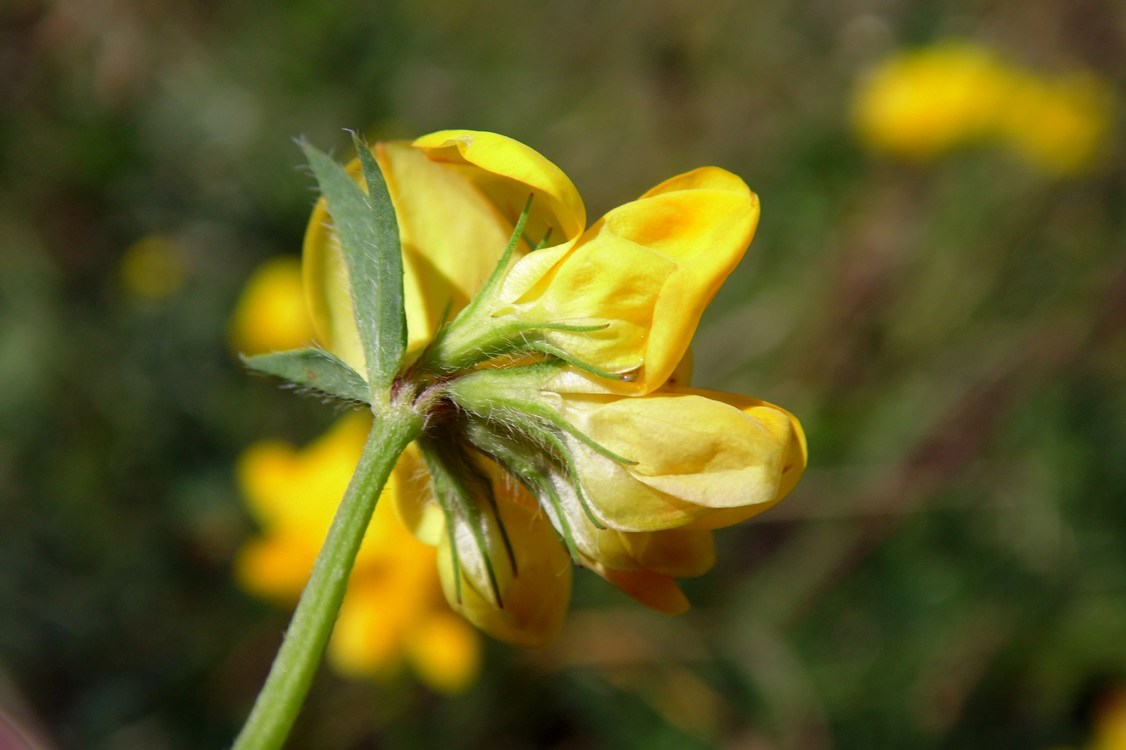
[231,408,422,750]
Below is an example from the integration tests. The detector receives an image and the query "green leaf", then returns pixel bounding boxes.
[299,135,406,400]
[242,348,370,404]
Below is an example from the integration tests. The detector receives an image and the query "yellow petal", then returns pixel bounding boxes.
[512,167,757,394]
[672,388,808,530]
[412,129,586,248]
[438,495,572,647]
[573,390,791,507]
[564,431,706,531]
[561,387,801,531]
[235,441,304,524]
[326,490,458,683]
[234,413,443,602]
[1000,71,1113,176]
[234,416,368,602]
[618,528,715,578]
[852,42,1012,159]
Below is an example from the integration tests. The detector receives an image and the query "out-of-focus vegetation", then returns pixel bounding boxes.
[1,1,1124,748]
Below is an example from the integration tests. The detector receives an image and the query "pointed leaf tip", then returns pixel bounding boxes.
[301,137,406,401]
[242,348,371,404]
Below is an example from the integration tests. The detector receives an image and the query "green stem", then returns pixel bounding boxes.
[231,408,422,750]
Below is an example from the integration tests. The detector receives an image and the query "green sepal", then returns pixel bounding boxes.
[529,340,623,382]
[299,135,406,401]
[465,422,583,563]
[446,364,639,466]
[242,348,370,404]
[533,429,609,531]
[418,435,517,609]
[468,413,608,532]
[421,195,533,373]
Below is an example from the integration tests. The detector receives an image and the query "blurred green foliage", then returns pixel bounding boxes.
[1,0,1124,748]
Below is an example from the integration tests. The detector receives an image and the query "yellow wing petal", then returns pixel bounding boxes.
[520,167,758,394]
[562,387,803,530]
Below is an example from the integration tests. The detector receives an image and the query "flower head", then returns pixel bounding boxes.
[119,234,188,302]
[852,41,1012,160]
[998,70,1114,176]
[852,40,1114,176]
[299,130,806,646]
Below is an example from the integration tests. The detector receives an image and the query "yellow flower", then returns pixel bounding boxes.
[999,71,1114,176]
[119,234,188,301]
[852,41,1011,160]
[235,380,480,691]
[229,256,317,355]
[852,40,1114,176]
[303,130,807,646]
[1089,683,1126,750]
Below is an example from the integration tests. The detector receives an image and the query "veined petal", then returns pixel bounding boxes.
[304,142,515,373]
[413,130,586,249]
[438,492,571,647]
[509,167,758,394]
[564,432,708,532]
[674,387,808,530]
[562,387,800,530]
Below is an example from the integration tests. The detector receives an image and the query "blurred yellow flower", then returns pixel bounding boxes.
[229,256,316,355]
[305,130,807,646]
[852,42,1011,160]
[852,40,1114,176]
[235,413,481,692]
[1000,71,1114,176]
[1090,684,1126,750]
[119,234,188,301]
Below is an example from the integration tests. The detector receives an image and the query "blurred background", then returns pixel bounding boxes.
[2,0,1124,748]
